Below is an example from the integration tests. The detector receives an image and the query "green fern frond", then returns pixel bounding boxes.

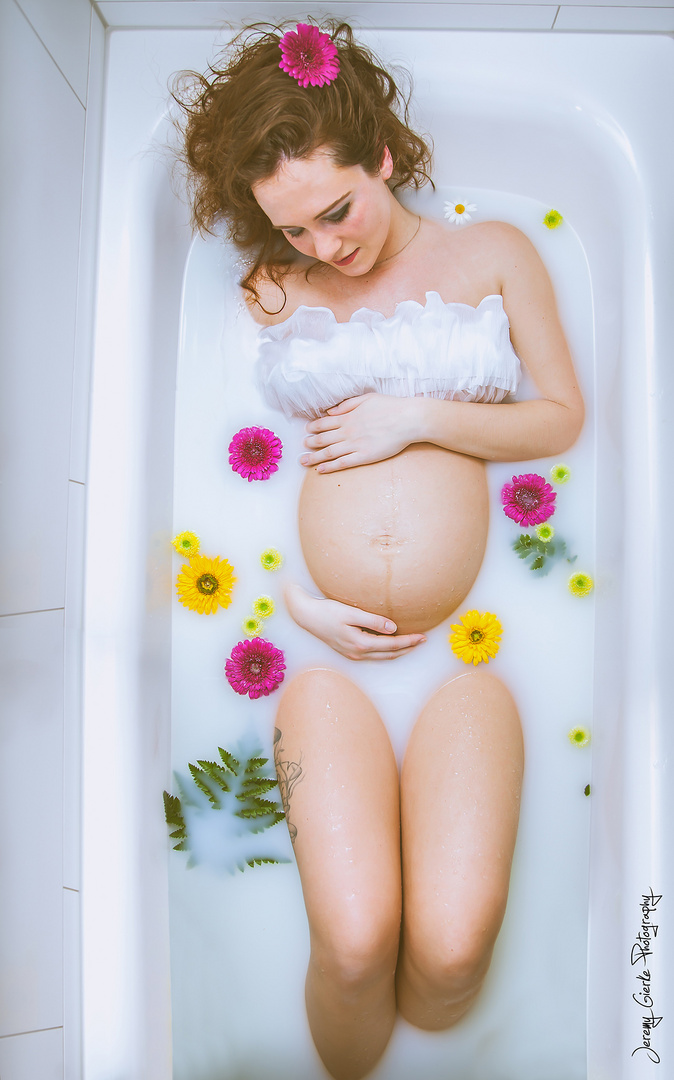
[218,748,240,773]
[245,756,268,772]
[163,791,185,828]
[240,777,277,796]
[245,857,281,868]
[197,759,231,792]
[189,763,221,807]
[237,801,281,819]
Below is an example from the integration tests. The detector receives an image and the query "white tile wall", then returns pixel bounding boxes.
[96,0,674,31]
[1,1,103,1075]
[0,1028,63,1080]
[69,11,106,486]
[556,5,674,29]
[0,0,86,618]
[63,888,82,1080]
[0,610,65,1036]
[13,0,92,105]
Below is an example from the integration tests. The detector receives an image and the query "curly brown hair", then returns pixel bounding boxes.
[172,21,433,308]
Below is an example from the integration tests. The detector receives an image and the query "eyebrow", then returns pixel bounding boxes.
[273,191,351,230]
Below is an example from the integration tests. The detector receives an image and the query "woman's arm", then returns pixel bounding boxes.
[301,223,584,471]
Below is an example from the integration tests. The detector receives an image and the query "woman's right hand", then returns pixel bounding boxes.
[284,582,425,661]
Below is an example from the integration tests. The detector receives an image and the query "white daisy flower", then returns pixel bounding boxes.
[444,200,477,225]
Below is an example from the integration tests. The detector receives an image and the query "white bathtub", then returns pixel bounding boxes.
[83,23,674,1080]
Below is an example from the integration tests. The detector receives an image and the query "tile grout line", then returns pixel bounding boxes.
[0,1026,63,1040]
[0,608,64,619]
[11,0,87,109]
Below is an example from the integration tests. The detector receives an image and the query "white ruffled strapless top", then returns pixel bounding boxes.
[255,291,520,419]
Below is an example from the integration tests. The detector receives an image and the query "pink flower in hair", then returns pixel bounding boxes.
[225,638,286,699]
[501,473,557,527]
[228,426,282,481]
[278,23,340,88]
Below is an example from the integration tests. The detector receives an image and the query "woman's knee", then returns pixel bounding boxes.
[311,905,401,992]
[405,920,496,1000]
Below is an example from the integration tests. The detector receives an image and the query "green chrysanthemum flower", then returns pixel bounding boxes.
[568,726,591,747]
[260,548,283,572]
[550,463,571,484]
[569,572,594,597]
[253,595,275,619]
[535,523,555,543]
[242,615,264,638]
[543,209,563,229]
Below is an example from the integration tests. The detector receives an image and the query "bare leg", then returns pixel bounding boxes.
[396,669,523,1029]
[274,668,401,1080]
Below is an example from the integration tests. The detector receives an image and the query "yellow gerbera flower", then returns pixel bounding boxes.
[253,595,275,619]
[568,726,591,747]
[449,610,503,665]
[260,548,283,571]
[242,615,263,637]
[175,554,236,614]
[568,572,594,597]
[171,530,200,557]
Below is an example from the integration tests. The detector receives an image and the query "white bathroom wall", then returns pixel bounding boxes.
[97,0,674,33]
[0,1,104,1077]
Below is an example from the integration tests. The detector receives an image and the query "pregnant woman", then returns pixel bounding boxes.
[176,21,584,1079]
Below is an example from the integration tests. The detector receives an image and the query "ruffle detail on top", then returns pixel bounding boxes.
[255,291,521,420]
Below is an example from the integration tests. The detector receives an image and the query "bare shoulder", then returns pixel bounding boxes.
[244,261,318,327]
[441,220,538,262]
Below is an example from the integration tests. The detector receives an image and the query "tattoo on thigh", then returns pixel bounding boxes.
[274,727,303,846]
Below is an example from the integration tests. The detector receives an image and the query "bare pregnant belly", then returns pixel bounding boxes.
[298,444,489,635]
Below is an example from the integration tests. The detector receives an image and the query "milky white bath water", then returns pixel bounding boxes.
[169,188,594,1080]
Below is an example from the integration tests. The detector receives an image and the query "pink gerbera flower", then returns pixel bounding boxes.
[501,473,556,526]
[225,638,286,699]
[278,23,340,88]
[228,426,282,481]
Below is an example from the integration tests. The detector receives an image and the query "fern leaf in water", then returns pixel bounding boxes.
[163,737,291,873]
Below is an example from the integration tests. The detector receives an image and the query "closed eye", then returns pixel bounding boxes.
[324,202,350,224]
[283,202,351,239]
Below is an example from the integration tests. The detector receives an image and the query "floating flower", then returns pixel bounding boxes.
[444,200,477,225]
[261,548,283,571]
[171,531,200,557]
[543,209,563,229]
[242,615,264,638]
[550,463,571,484]
[501,473,556,527]
[225,638,286,699]
[253,595,275,619]
[229,426,283,482]
[535,523,555,543]
[568,572,594,597]
[449,610,503,665]
[568,726,591,747]
[176,555,236,614]
[278,23,340,88]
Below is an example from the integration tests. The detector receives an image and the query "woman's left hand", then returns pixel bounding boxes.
[300,394,417,472]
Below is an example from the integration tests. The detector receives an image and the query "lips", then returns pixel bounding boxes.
[334,248,359,267]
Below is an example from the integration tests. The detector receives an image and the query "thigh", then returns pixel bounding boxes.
[274,667,402,956]
[400,669,524,963]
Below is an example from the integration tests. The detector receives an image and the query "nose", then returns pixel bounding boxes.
[313,232,342,264]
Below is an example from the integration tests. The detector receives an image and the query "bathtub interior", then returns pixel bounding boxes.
[83,25,674,1080]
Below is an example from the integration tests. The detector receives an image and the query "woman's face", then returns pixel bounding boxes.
[251,147,395,276]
